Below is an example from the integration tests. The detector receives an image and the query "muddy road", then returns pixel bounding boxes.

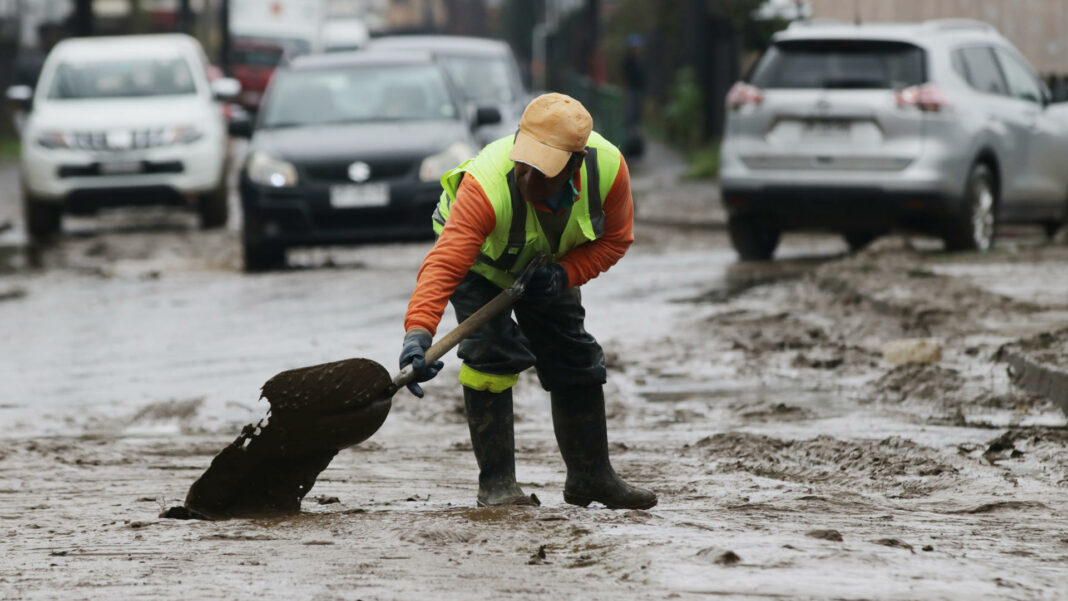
[2,155,1068,600]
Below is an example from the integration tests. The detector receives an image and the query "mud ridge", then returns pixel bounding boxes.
[810,246,1042,336]
[691,432,960,498]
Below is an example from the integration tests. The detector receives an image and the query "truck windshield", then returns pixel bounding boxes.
[750,40,926,89]
[439,55,519,103]
[48,57,198,99]
[262,64,460,128]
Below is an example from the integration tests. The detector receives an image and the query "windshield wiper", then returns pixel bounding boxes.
[264,117,453,129]
[261,122,310,129]
[820,78,885,89]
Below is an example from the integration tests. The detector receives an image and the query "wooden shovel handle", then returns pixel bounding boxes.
[391,253,547,391]
[425,288,518,364]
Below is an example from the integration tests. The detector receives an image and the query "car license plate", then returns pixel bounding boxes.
[99,161,144,175]
[330,183,389,208]
[802,120,851,139]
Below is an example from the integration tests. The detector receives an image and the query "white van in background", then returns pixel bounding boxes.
[322,19,371,52]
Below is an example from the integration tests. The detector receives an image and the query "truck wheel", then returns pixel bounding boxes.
[728,216,780,261]
[23,189,62,241]
[843,230,881,253]
[198,178,230,230]
[944,163,996,252]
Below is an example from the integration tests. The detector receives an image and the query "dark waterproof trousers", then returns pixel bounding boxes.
[450,272,606,392]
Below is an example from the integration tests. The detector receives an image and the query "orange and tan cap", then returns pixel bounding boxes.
[509,93,593,177]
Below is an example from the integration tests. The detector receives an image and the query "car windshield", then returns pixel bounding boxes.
[262,64,460,128]
[750,40,925,89]
[439,55,518,103]
[48,57,198,99]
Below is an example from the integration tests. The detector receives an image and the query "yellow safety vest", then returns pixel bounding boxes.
[433,131,623,289]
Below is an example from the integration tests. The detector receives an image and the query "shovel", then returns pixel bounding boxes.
[167,254,547,520]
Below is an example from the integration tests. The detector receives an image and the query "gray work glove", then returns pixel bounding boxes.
[399,330,443,398]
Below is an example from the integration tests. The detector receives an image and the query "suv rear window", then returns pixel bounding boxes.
[750,40,926,89]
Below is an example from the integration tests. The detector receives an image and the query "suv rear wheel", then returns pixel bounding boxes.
[23,189,62,241]
[943,163,996,252]
[728,216,780,261]
[843,230,882,253]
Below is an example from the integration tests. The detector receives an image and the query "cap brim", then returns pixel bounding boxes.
[509,130,571,178]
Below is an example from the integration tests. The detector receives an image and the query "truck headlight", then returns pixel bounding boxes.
[36,131,70,149]
[247,151,298,187]
[167,125,203,145]
[419,142,477,182]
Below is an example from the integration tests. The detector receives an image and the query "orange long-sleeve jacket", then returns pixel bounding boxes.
[404,155,635,336]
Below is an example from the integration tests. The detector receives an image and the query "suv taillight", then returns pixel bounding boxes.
[726,82,764,111]
[895,84,949,112]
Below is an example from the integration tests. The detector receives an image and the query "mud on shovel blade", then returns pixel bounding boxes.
[172,255,547,520]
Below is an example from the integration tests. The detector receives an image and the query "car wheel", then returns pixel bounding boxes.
[198,178,230,230]
[728,216,780,261]
[23,189,62,242]
[1042,220,1062,241]
[242,213,285,272]
[243,240,286,272]
[944,163,996,252]
[843,230,881,253]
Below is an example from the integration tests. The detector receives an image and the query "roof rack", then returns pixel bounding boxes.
[922,19,996,33]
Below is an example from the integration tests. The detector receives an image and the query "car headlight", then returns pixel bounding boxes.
[419,141,477,182]
[36,131,70,149]
[247,151,298,187]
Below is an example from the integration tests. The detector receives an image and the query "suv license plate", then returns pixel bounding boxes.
[803,120,850,139]
[330,183,389,208]
[99,161,144,175]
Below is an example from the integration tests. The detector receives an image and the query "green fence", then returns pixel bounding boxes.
[563,73,626,147]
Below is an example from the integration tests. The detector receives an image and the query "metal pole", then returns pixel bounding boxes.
[74,0,94,36]
[220,0,230,73]
[178,0,193,33]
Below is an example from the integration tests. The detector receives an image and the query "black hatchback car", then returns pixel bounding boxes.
[237,50,499,270]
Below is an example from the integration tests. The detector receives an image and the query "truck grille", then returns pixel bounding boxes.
[68,129,174,151]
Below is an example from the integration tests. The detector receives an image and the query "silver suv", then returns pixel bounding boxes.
[719,19,1068,259]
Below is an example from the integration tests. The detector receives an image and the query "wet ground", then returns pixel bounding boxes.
[2,149,1068,600]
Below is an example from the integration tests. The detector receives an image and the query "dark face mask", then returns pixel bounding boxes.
[542,178,579,212]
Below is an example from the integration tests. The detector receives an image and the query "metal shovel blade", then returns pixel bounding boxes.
[177,358,394,520]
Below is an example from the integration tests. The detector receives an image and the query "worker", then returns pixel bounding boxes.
[399,93,657,510]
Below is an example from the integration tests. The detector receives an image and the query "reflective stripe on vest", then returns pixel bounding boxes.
[476,170,527,272]
[585,147,604,238]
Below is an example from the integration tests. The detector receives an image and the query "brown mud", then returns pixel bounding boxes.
[2,161,1068,598]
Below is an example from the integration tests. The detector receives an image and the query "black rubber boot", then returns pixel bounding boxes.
[463,386,540,507]
[551,384,657,510]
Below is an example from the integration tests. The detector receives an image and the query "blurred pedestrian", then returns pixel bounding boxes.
[399,93,657,510]
[622,34,646,158]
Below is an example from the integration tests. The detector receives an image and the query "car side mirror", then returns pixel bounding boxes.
[6,85,33,111]
[474,105,502,128]
[211,77,242,102]
[228,106,253,138]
